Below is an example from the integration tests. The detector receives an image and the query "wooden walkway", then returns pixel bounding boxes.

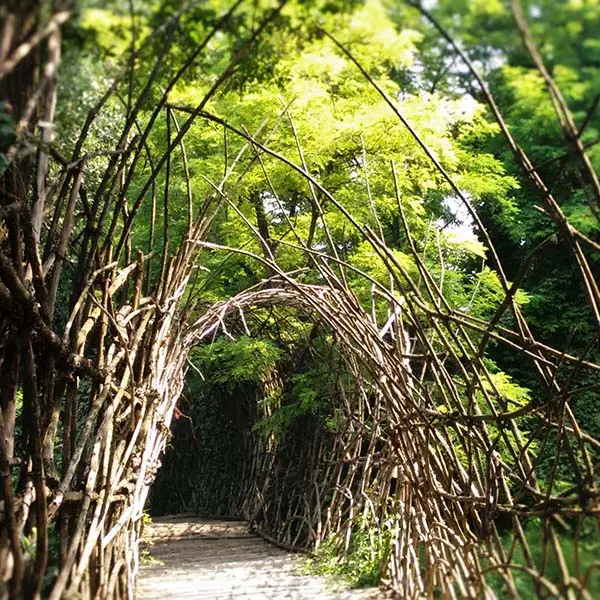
[137,516,390,599]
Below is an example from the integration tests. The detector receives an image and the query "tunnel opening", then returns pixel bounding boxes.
[150,379,259,520]
[148,303,382,554]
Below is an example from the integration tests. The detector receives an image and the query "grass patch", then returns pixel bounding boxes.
[304,523,389,589]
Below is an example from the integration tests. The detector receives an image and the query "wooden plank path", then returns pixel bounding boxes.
[137,516,391,599]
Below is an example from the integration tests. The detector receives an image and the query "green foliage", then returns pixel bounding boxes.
[256,331,357,436]
[486,519,600,598]
[79,8,138,55]
[306,519,390,588]
[0,101,15,174]
[484,370,531,408]
[0,101,15,148]
[42,524,60,596]
[151,373,257,517]
[191,337,283,388]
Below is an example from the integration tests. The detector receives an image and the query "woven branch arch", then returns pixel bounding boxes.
[176,273,597,599]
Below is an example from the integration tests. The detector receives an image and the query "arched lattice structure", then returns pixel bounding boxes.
[1,2,599,599]
[178,266,600,599]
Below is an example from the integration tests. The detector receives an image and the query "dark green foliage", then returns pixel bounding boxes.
[151,332,339,519]
[150,339,275,516]
[151,378,257,517]
[486,519,600,599]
